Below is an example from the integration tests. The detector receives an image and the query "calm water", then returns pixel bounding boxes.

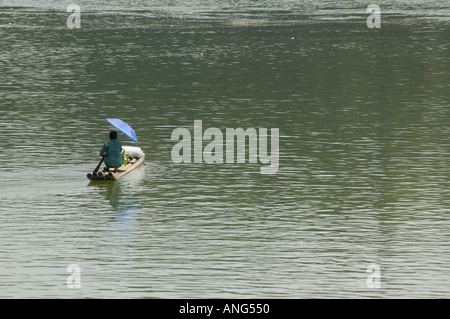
[1,1,450,298]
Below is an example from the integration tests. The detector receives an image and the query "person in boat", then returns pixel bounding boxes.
[100,131,123,172]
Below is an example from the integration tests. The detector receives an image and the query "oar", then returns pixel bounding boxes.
[93,156,106,174]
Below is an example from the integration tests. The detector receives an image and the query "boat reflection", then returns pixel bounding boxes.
[87,164,144,211]
[87,165,145,251]
[87,180,140,252]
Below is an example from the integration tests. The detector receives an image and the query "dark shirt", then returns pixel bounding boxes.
[101,139,122,168]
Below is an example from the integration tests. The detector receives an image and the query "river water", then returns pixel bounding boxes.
[1,1,450,298]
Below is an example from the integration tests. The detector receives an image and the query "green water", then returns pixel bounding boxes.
[1,2,450,298]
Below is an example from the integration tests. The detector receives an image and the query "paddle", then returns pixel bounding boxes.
[93,156,106,174]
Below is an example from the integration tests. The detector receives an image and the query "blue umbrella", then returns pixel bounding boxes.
[106,118,138,143]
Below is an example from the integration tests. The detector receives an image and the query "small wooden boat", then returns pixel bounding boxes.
[87,151,145,181]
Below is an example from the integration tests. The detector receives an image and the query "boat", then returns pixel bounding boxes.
[87,150,145,181]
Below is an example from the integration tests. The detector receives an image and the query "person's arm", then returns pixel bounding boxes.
[100,142,107,157]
